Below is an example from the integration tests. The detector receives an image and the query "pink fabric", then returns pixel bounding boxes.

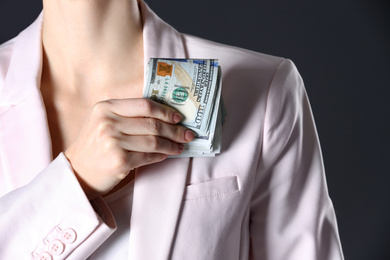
[0,2,344,259]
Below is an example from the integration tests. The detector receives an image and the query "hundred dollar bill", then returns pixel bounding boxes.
[143,58,220,136]
[143,58,223,157]
[178,103,223,157]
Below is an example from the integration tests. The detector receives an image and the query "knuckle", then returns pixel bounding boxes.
[146,135,160,150]
[139,99,153,115]
[111,151,128,172]
[175,125,185,138]
[162,108,170,122]
[97,119,116,138]
[103,137,119,150]
[92,100,111,115]
[146,118,161,134]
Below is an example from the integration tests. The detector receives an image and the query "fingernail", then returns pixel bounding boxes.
[185,129,195,141]
[173,112,182,123]
[178,144,184,153]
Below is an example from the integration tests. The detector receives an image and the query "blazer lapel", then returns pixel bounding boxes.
[129,158,190,259]
[128,3,189,259]
[0,13,52,194]
[140,1,188,81]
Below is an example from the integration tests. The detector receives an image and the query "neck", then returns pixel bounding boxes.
[41,0,144,97]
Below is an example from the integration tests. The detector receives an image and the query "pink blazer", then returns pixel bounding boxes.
[0,2,344,259]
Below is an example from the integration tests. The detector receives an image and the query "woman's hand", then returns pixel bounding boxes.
[64,98,194,199]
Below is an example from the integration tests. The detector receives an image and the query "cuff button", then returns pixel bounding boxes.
[48,239,65,256]
[35,251,52,260]
[60,228,77,244]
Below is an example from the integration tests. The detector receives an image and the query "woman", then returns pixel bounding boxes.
[0,0,344,259]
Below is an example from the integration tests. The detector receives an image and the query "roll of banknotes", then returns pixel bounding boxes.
[143,58,224,157]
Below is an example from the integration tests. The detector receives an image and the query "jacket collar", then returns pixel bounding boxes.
[141,1,187,66]
[0,13,43,113]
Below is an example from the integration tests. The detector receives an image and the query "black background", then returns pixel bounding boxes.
[1,0,389,259]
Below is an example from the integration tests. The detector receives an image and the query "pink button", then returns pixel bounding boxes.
[60,228,77,244]
[48,239,65,256]
[35,251,52,260]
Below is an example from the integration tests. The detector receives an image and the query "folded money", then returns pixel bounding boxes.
[143,58,224,157]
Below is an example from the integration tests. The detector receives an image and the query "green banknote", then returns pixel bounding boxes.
[143,58,223,157]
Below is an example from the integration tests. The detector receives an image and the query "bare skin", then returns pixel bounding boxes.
[40,0,194,199]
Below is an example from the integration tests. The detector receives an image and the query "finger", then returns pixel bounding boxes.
[115,116,195,143]
[96,98,182,124]
[119,135,185,155]
[127,151,168,169]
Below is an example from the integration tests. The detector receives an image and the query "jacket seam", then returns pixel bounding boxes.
[0,89,36,116]
[251,58,287,200]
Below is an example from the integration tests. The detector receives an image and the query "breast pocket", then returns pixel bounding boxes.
[183,175,240,201]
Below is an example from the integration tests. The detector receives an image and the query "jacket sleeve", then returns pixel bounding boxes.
[249,59,344,260]
[0,153,116,259]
